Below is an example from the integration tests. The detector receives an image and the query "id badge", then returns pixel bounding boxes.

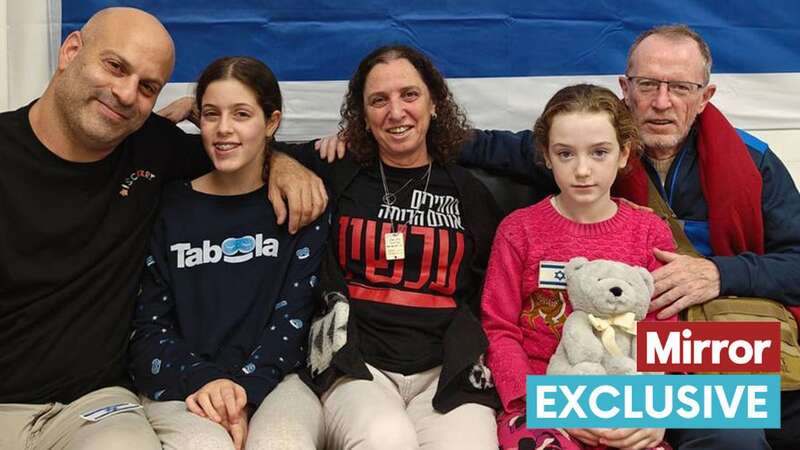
[538,260,567,290]
[384,232,405,260]
[80,402,142,422]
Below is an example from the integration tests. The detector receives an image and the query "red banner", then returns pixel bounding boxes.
[637,322,781,372]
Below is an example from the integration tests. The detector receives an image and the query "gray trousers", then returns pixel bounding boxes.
[143,374,325,450]
[322,364,498,450]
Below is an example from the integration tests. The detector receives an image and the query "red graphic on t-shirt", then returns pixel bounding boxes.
[338,216,464,309]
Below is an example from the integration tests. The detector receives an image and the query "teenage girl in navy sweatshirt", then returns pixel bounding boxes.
[129,57,327,450]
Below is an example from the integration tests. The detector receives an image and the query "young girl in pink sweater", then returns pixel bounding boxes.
[481,84,675,450]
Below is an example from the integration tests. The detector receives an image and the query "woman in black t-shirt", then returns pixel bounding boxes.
[303,44,502,450]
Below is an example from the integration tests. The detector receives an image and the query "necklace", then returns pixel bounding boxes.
[379,162,431,207]
[378,158,433,260]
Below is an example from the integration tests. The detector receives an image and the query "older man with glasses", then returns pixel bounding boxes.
[615,25,800,450]
[616,27,734,319]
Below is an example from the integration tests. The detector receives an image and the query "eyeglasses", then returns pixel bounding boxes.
[626,76,705,97]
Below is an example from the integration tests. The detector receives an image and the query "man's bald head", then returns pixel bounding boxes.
[34,7,177,161]
[80,7,176,81]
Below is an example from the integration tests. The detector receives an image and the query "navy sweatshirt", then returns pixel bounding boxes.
[129,181,328,407]
[458,127,800,307]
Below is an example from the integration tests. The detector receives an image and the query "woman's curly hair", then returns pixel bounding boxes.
[339,44,469,165]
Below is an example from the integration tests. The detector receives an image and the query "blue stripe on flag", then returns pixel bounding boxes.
[63,1,800,82]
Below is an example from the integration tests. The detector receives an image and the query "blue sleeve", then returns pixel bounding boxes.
[458,129,556,191]
[711,148,800,306]
[129,216,230,401]
[232,212,329,407]
[459,129,532,173]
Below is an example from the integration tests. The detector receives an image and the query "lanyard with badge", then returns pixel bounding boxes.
[378,159,433,261]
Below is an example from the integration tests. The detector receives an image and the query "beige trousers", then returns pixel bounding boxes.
[143,374,325,450]
[0,386,160,450]
[322,364,498,450]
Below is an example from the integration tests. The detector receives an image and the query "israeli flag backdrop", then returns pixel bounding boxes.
[62,1,800,142]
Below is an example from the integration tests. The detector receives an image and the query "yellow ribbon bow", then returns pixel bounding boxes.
[587,312,637,357]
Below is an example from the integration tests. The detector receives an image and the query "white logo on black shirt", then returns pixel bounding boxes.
[378,189,463,230]
[170,234,279,268]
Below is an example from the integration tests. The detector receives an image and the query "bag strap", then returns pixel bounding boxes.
[645,177,707,321]
[646,177,701,258]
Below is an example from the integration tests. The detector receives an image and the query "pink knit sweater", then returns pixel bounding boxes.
[481,196,676,412]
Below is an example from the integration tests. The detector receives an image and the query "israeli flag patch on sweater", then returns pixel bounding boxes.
[538,261,567,290]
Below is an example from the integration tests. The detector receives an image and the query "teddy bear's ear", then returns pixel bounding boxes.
[566,257,589,276]
[637,266,655,296]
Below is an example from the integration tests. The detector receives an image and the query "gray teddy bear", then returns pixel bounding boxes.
[547,257,654,375]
